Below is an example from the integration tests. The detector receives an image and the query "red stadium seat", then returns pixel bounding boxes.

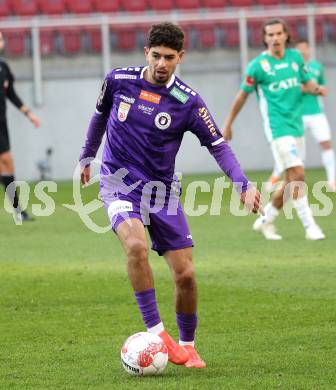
[314,15,325,44]
[326,14,336,41]
[179,23,193,49]
[111,25,138,51]
[11,0,39,16]
[248,20,263,47]
[255,0,278,5]
[193,22,217,49]
[3,29,28,56]
[40,29,55,56]
[39,0,66,15]
[202,0,228,8]
[58,28,82,54]
[84,26,102,53]
[230,0,254,7]
[65,0,93,14]
[219,20,239,47]
[92,0,120,13]
[175,0,201,10]
[0,0,12,17]
[120,0,148,12]
[287,17,306,42]
[284,0,306,4]
[148,0,174,11]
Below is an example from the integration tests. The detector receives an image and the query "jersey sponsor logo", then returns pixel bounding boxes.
[268,77,299,92]
[198,107,217,137]
[245,76,254,87]
[139,90,161,104]
[115,74,137,80]
[118,102,131,122]
[155,112,171,130]
[120,94,135,104]
[97,79,107,107]
[275,63,288,70]
[291,62,299,72]
[170,86,189,103]
[108,200,133,220]
[138,104,154,115]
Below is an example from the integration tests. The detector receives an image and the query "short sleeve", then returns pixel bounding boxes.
[188,95,224,147]
[240,60,259,94]
[319,63,326,86]
[297,52,313,84]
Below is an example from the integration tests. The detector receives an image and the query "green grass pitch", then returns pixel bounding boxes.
[0,169,335,389]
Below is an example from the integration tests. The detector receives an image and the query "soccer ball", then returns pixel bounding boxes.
[121,332,168,376]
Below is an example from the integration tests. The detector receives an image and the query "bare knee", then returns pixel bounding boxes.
[125,238,148,265]
[175,266,195,290]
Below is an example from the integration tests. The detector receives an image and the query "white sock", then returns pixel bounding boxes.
[179,340,194,347]
[321,149,336,183]
[263,202,280,224]
[147,322,164,335]
[292,196,315,230]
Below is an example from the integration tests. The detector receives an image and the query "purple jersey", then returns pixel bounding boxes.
[80,66,249,191]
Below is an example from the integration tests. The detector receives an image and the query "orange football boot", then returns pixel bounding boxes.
[184,345,206,368]
[159,331,189,365]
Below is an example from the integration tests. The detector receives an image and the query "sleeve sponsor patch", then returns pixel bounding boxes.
[97,79,107,107]
[245,76,255,87]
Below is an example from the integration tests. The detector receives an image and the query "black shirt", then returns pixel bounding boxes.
[0,59,24,122]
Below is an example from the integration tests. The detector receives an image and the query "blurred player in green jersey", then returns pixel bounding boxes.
[268,39,335,192]
[223,19,326,240]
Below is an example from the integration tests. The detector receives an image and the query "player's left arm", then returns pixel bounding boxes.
[299,56,327,96]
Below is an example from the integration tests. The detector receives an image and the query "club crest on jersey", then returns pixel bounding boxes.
[118,102,131,122]
[155,112,171,130]
[291,62,299,72]
[260,60,271,73]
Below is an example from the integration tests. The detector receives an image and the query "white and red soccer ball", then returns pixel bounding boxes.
[121,332,168,376]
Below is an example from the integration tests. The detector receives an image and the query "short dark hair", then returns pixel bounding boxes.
[262,18,291,47]
[295,39,309,46]
[147,22,184,52]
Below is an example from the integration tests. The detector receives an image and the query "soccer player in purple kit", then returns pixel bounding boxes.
[80,23,262,369]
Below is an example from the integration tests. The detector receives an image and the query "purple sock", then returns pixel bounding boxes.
[176,312,198,342]
[134,288,161,329]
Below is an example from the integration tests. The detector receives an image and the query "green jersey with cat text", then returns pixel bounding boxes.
[241,49,312,142]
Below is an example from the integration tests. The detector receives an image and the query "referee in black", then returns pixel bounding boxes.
[0,31,41,221]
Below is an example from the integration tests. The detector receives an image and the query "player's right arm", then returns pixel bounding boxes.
[222,60,258,141]
[79,74,114,185]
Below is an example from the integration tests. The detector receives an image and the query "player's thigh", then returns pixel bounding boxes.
[304,114,331,143]
[147,202,193,256]
[271,136,304,172]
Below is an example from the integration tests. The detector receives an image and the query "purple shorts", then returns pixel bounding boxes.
[100,173,193,256]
